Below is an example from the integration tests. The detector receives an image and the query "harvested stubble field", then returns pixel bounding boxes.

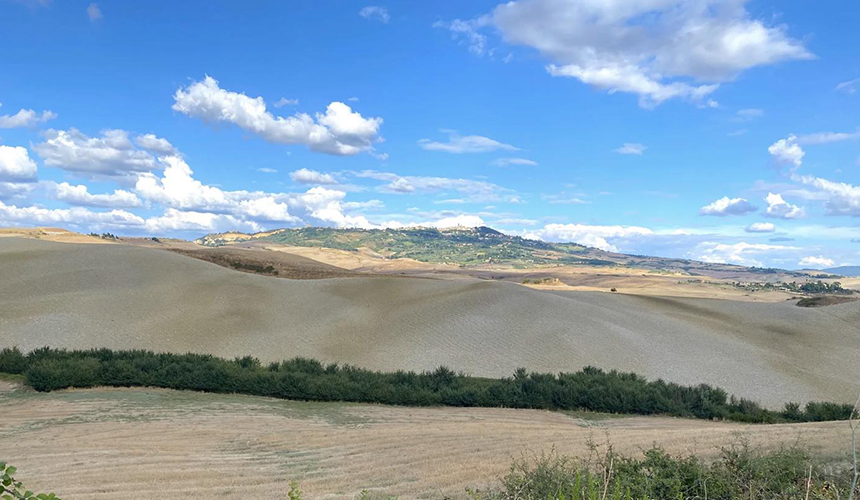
[0,380,852,499]
[2,237,859,407]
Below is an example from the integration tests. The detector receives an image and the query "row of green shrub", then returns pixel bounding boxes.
[472,441,856,500]
[0,347,853,423]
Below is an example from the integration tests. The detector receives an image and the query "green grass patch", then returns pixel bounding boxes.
[0,373,26,384]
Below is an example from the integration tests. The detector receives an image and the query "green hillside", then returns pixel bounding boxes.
[196,226,613,267]
[194,226,823,279]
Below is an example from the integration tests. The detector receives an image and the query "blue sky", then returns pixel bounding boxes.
[1,0,859,269]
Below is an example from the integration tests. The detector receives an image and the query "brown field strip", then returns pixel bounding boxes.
[0,383,852,499]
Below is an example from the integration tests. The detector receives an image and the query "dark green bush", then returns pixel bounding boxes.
[1,347,853,424]
[0,347,26,374]
[26,357,100,391]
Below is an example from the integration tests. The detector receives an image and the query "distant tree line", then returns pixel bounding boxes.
[0,347,853,424]
[732,280,853,295]
[794,280,852,294]
[88,232,118,240]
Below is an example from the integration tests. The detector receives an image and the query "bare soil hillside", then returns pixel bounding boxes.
[1,237,858,406]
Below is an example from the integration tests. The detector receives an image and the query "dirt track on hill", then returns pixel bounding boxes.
[1,237,859,406]
[0,385,852,499]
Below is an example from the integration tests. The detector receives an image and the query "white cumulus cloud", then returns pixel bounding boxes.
[144,209,264,234]
[133,155,386,230]
[0,102,57,129]
[0,146,38,182]
[768,130,860,169]
[441,0,812,107]
[764,193,805,219]
[172,76,383,156]
[134,133,178,155]
[53,182,142,208]
[34,128,160,177]
[768,135,804,167]
[699,196,757,216]
[289,168,338,185]
[793,175,860,217]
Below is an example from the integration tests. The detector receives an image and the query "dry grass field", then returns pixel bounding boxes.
[0,227,114,245]
[2,237,859,407]
[1,380,853,499]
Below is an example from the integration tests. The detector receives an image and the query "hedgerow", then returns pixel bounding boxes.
[0,347,853,423]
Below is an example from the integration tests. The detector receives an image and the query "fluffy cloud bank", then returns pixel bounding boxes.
[52,182,142,208]
[34,129,162,178]
[798,255,834,269]
[766,130,860,218]
[525,223,654,252]
[172,76,383,156]
[695,241,799,267]
[0,200,143,229]
[440,0,812,107]
[794,175,860,217]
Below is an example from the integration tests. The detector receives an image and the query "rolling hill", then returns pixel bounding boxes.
[824,265,860,277]
[195,226,818,281]
[197,226,603,267]
[2,236,859,407]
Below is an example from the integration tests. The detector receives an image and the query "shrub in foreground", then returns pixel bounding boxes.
[471,442,857,500]
[0,347,854,424]
[1,462,60,500]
